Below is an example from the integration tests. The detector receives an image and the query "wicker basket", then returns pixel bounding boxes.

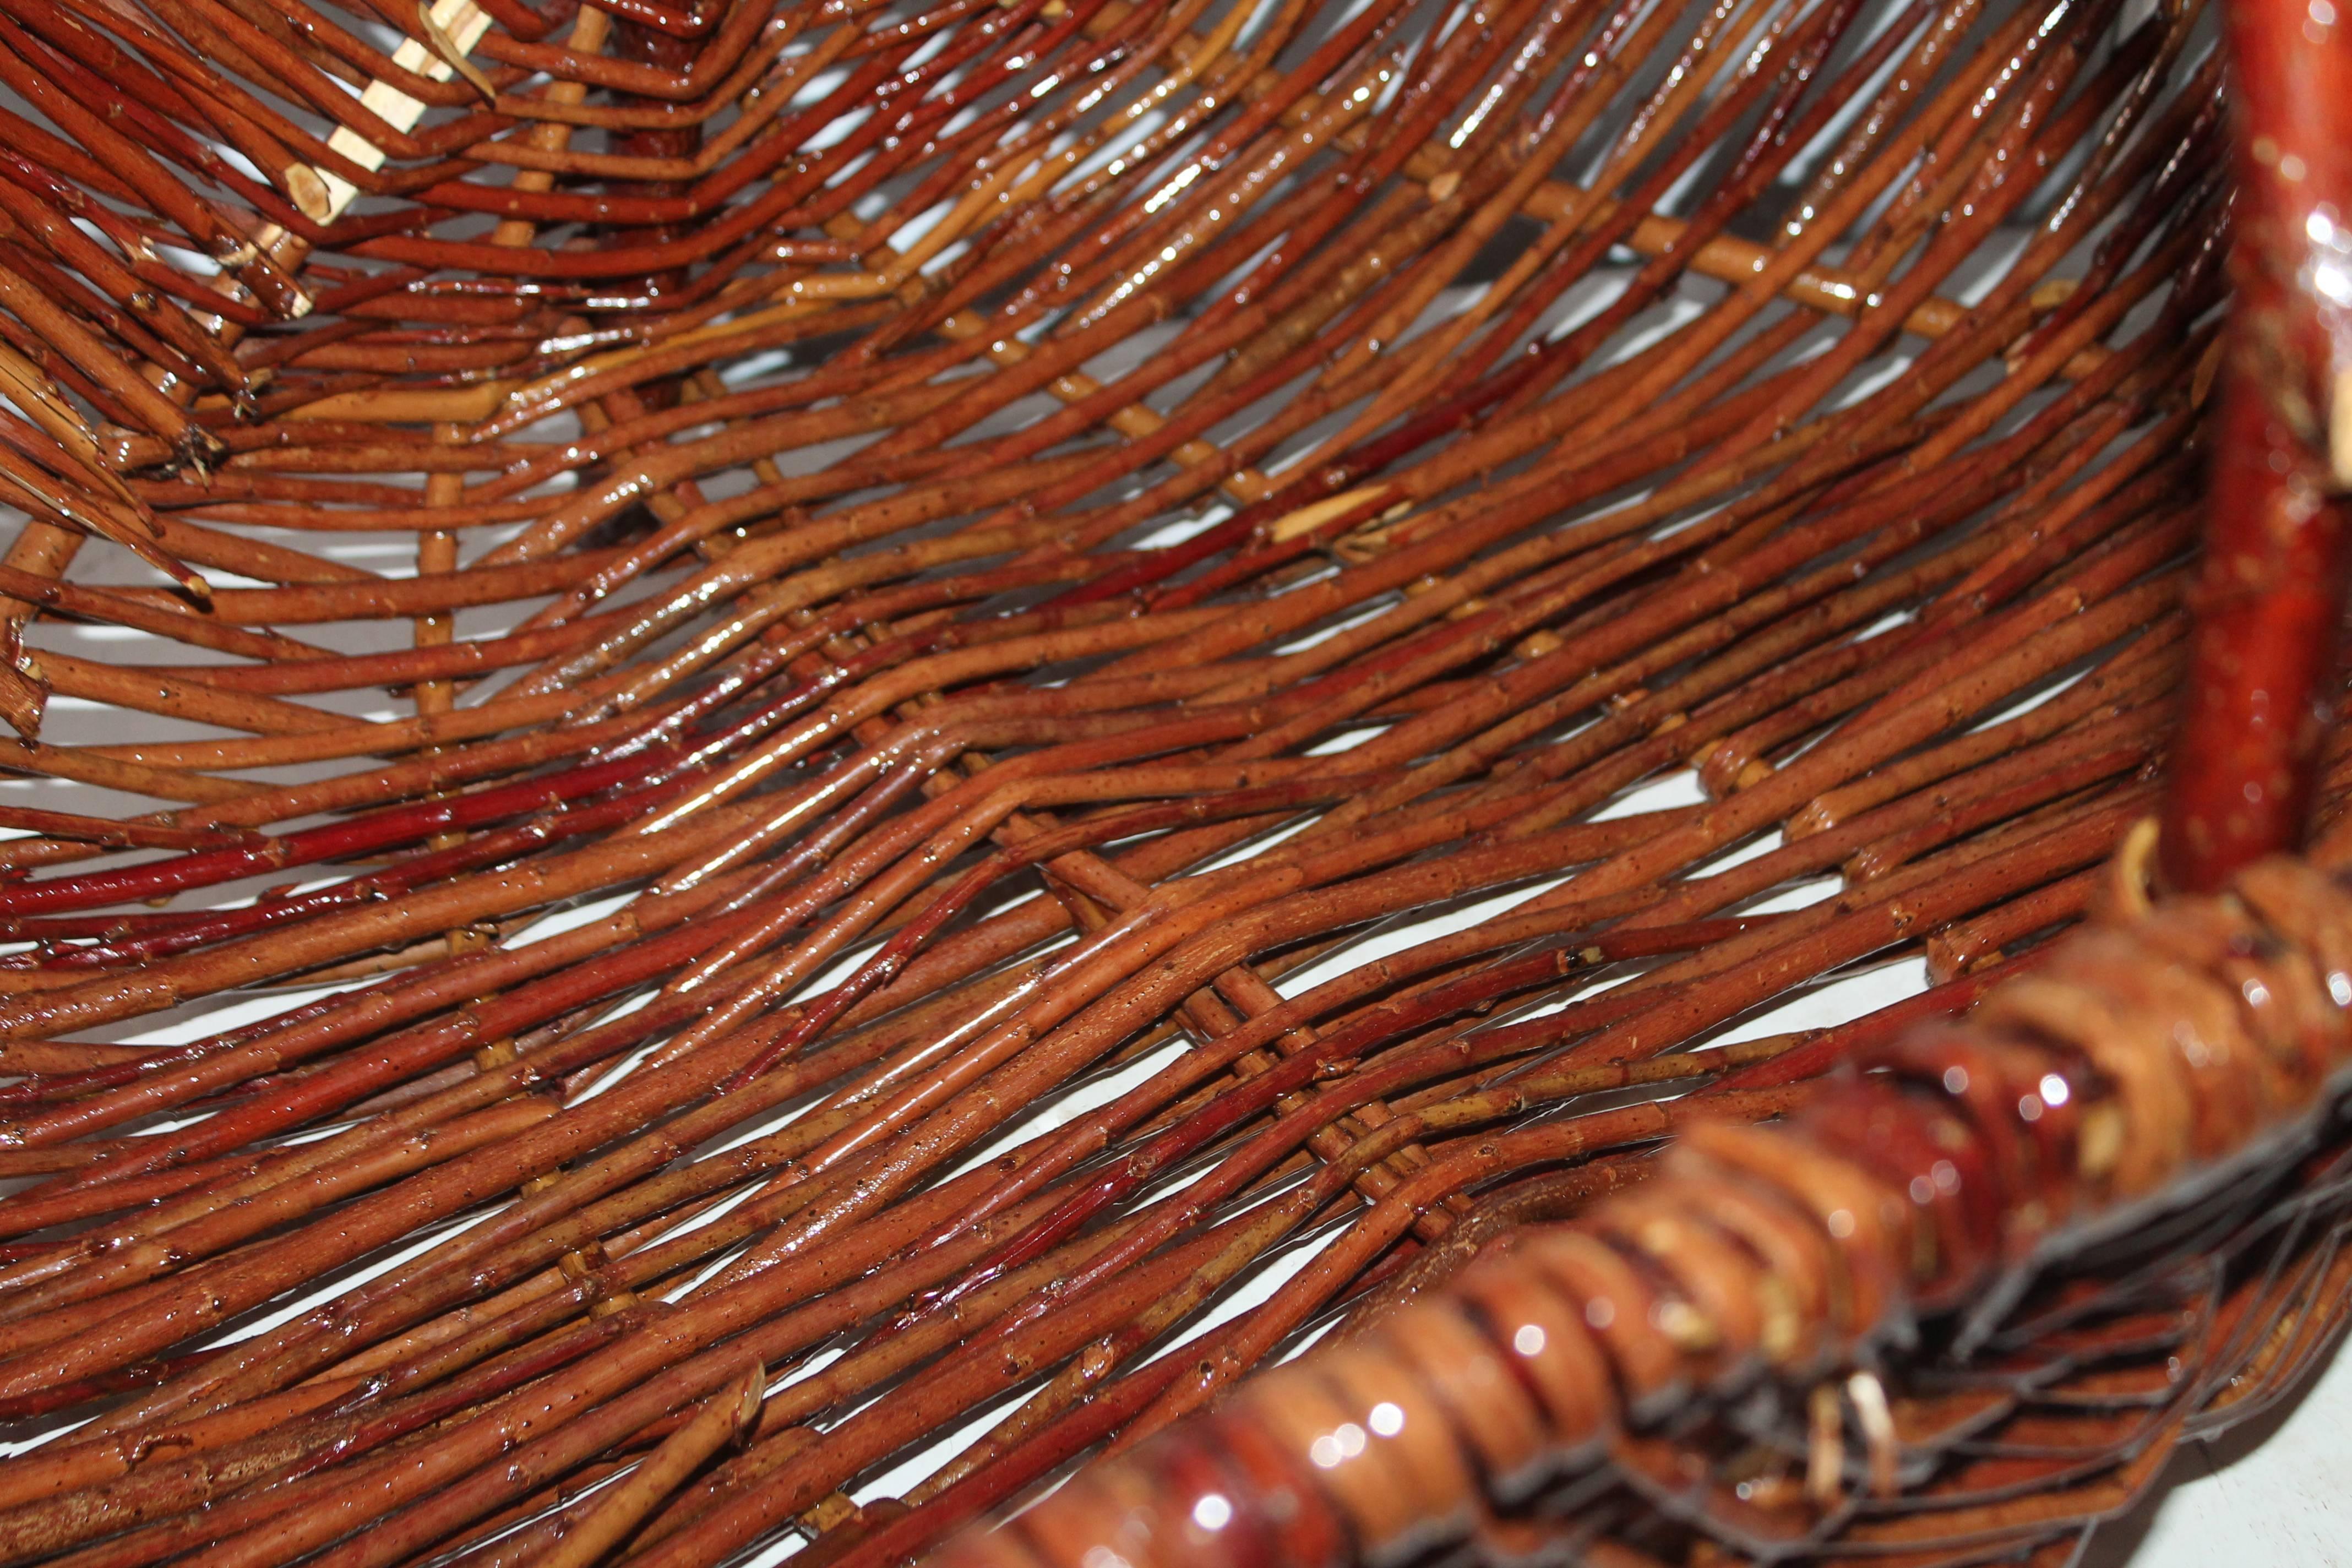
[0,0,2344,1565]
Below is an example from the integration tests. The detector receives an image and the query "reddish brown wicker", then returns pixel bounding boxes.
[0,0,2344,1565]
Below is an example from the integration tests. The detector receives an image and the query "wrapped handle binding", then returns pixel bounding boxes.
[927,851,2352,1568]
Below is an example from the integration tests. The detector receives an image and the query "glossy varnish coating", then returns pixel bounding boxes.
[2159,0,2352,893]
[928,854,2352,1568]
[0,1,2332,1567]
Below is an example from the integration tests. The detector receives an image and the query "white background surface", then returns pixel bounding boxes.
[2085,1342,2352,1566]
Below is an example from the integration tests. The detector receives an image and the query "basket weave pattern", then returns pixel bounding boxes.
[0,0,2343,1565]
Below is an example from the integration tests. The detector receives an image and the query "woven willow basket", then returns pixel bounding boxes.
[0,0,2346,1565]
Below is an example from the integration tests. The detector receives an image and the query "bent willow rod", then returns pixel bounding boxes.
[0,0,2345,1561]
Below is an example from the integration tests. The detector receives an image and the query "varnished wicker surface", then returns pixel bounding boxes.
[0,0,2341,1565]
